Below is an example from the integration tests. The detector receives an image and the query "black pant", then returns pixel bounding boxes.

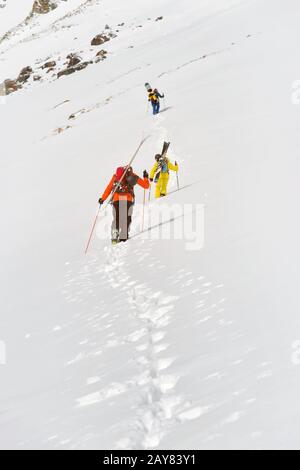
[112,201,134,241]
[152,101,160,115]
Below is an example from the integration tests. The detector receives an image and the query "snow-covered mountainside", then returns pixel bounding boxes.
[1,0,300,450]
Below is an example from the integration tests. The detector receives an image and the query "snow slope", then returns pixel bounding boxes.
[1,0,300,450]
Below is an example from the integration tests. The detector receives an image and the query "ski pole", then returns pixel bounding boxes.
[85,206,101,255]
[142,189,146,232]
[175,162,180,191]
[148,183,152,202]
[85,137,150,253]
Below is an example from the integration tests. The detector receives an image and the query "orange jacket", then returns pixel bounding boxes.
[101,174,150,203]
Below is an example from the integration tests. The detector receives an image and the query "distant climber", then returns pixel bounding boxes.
[148,88,164,115]
[150,154,178,198]
[99,166,150,243]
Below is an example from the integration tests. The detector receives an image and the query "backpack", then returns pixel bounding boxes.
[116,167,125,181]
[159,157,169,174]
[114,167,137,196]
[149,91,158,102]
[154,157,169,182]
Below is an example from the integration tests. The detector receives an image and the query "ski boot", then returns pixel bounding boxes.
[111,229,120,245]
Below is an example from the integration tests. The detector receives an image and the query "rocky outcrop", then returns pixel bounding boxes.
[31,0,57,15]
[57,68,75,79]
[95,50,107,63]
[91,34,110,46]
[1,65,33,95]
[1,20,116,95]
[2,79,21,95]
[57,61,92,79]
[66,53,81,68]
[17,66,33,83]
[42,60,56,69]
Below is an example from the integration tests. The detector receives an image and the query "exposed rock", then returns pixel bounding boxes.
[91,34,110,46]
[53,125,71,135]
[33,75,42,81]
[74,61,93,71]
[67,53,81,68]
[17,66,33,83]
[57,68,75,79]
[105,24,110,30]
[3,79,21,95]
[19,66,33,75]
[42,60,56,69]
[53,99,70,109]
[95,50,107,63]
[17,74,31,84]
[57,61,93,79]
[155,16,163,21]
[68,108,86,120]
[32,0,57,15]
[95,57,104,64]
[118,23,125,27]
[96,49,107,57]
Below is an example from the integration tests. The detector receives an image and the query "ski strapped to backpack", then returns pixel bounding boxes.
[113,167,132,193]
[112,166,139,197]
[104,135,150,209]
[154,141,170,182]
[85,136,150,254]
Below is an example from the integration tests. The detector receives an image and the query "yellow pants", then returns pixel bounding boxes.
[155,174,169,198]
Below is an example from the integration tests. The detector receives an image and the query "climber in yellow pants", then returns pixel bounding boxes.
[150,154,179,198]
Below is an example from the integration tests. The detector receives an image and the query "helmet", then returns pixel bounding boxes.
[155,154,161,161]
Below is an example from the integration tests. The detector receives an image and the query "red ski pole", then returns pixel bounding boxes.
[85,206,101,255]
[85,136,150,254]
[142,189,146,232]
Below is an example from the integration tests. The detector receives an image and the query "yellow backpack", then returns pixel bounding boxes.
[149,91,158,102]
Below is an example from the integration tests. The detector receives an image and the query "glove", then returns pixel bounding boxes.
[143,170,149,179]
[98,198,104,205]
[150,178,153,182]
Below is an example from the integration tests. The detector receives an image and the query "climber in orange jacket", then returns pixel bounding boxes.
[99,166,150,243]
